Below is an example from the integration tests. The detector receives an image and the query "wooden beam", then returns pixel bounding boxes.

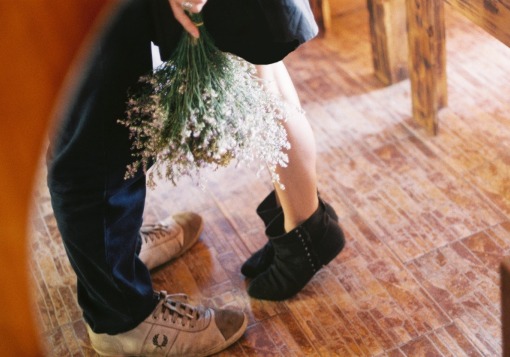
[445,0,510,47]
[368,0,409,85]
[406,0,447,135]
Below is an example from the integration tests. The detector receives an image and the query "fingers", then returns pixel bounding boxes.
[180,0,207,13]
[168,0,208,39]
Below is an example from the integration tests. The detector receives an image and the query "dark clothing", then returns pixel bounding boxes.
[47,0,158,334]
[152,0,318,64]
[47,0,317,334]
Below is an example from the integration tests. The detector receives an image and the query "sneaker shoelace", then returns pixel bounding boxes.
[153,292,201,328]
[140,223,178,244]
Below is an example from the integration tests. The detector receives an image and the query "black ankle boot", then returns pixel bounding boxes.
[256,190,282,226]
[241,191,339,278]
[240,191,280,277]
[247,200,345,301]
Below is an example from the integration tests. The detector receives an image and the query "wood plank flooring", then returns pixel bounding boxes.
[30,6,510,356]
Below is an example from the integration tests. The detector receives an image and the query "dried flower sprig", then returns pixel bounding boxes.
[118,13,290,188]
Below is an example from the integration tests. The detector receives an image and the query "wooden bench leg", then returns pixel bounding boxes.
[367,0,409,85]
[406,0,447,135]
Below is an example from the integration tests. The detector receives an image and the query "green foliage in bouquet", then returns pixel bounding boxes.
[119,13,290,187]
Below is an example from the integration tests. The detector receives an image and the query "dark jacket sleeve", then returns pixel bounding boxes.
[257,0,318,43]
[149,0,318,64]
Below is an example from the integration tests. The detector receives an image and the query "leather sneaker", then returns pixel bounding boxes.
[87,291,247,356]
[139,212,203,270]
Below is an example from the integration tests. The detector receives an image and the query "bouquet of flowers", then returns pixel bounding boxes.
[118,13,291,188]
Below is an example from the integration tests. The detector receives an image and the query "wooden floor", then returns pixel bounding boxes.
[30,6,510,356]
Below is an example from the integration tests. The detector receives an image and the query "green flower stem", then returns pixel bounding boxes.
[119,12,290,187]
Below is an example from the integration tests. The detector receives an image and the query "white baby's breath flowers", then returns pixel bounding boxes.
[118,13,293,188]
[118,37,291,188]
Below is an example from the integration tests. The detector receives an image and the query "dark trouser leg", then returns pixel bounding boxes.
[47,0,158,334]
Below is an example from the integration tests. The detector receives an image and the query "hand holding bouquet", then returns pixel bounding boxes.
[119,13,290,187]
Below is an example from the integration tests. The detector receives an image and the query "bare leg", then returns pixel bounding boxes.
[255,62,319,232]
[246,62,345,300]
